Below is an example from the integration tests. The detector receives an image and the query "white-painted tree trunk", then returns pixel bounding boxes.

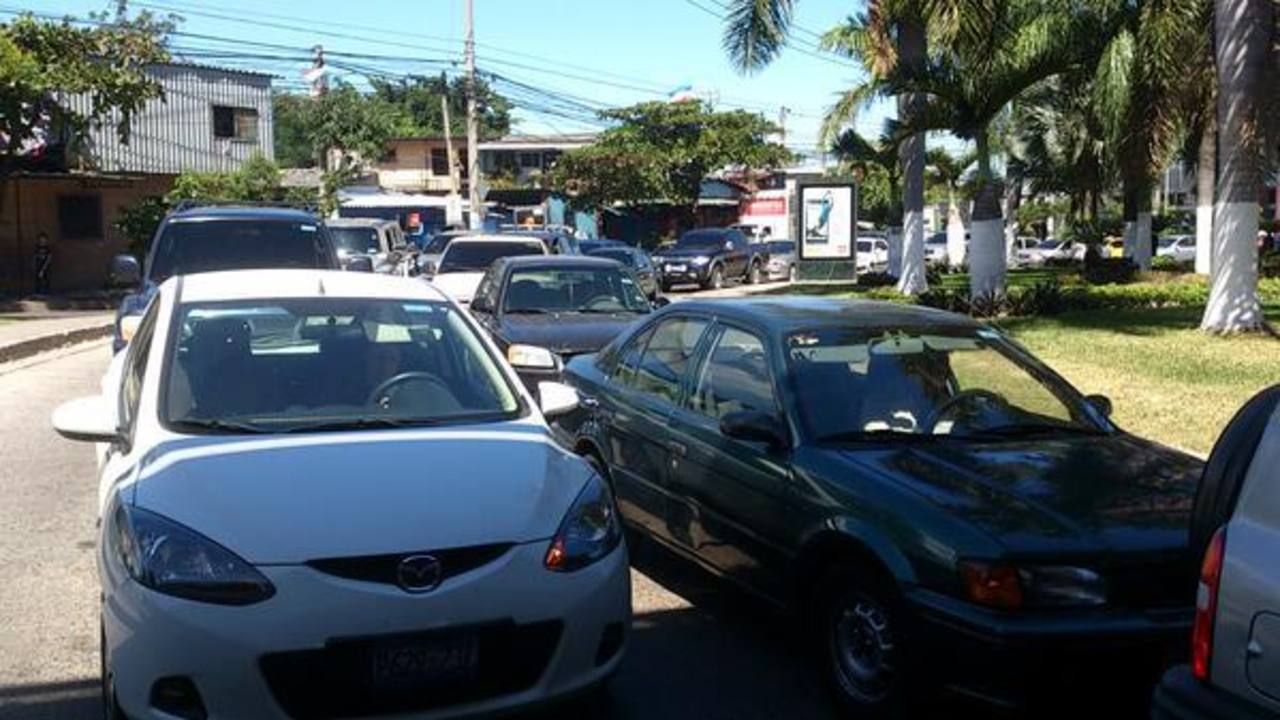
[946,204,967,268]
[1134,211,1153,270]
[1122,220,1137,259]
[1195,204,1214,275]
[1203,202,1263,330]
[969,218,1005,297]
[886,227,904,277]
[1195,121,1215,275]
[897,208,928,294]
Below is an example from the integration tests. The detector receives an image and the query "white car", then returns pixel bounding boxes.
[855,236,890,273]
[430,236,547,305]
[1157,234,1197,263]
[1016,238,1084,267]
[52,269,630,719]
[924,233,949,265]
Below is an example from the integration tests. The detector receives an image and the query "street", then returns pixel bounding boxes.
[0,340,834,720]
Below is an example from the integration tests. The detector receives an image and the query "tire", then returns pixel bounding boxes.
[788,264,798,283]
[746,261,762,285]
[703,265,724,290]
[812,565,920,718]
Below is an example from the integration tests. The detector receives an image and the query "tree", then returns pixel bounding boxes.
[830,130,900,227]
[1201,0,1270,332]
[926,147,974,267]
[370,74,512,140]
[0,12,170,162]
[548,101,791,221]
[272,82,413,170]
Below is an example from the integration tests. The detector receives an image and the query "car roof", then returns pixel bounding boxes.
[498,255,622,270]
[167,206,320,223]
[668,297,981,334]
[172,269,449,303]
[447,234,546,245]
[326,217,397,228]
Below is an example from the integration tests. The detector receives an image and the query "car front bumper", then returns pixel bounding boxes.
[906,588,1191,711]
[103,541,630,719]
[1152,665,1277,720]
[656,263,710,285]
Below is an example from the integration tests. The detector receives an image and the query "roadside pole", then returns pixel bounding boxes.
[464,0,482,230]
[442,96,464,226]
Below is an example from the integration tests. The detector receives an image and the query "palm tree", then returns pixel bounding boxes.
[925,148,974,267]
[831,129,902,222]
[1201,0,1270,332]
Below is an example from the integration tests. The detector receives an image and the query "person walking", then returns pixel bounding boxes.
[32,233,52,295]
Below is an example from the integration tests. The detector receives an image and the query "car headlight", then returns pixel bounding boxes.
[118,314,142,343]
[959,560,1106,609]
[690,255,711,265]
[544,474,622,572]
[109,502,275,605]
[507,343,558,370]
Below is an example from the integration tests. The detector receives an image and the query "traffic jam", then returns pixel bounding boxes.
[53,202,1277,719]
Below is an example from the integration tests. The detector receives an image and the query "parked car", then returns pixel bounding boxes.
[925,232,950,265]
[470,256,655,394]
[1016,238,1084,267]
[587,245,662,298]
[1158,235,1197,264]
[326,217,412,274]
[1107,237,1127,258]
[1008,236,1039,267]
[1152,385,1280,720]
[428,235,548,305]
[52,269,630,720]
[651,227,765,290]
[763,240,798,282]
[559,298,1203,715]
[108,203,342,352]
[855,236,890,273]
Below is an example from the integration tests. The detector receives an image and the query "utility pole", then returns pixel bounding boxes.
[442,96,464,226]
[777,106,790,147]
[464,0,482,229]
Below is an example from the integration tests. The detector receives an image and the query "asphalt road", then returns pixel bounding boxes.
[0,341,836,720]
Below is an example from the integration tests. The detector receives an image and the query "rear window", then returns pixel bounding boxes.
[330,227,380,255]
[439,241,544,273]
[150,219,328,281]
[590,249,637,266]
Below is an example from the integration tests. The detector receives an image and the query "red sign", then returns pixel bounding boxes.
[742,197,786,217]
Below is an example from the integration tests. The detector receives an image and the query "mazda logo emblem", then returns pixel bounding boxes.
[396,554,443,593]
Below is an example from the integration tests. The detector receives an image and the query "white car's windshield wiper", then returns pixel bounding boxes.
[170,418,277,434]
[278,416,449,433]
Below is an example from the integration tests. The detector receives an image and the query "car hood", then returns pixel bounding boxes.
[827,433,1203,553]
[654,247,719,259]
[430,271,484,303]
[496,313,645,355]
[130,422,590,563]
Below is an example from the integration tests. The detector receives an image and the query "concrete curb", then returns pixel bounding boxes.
[0,323,113,365]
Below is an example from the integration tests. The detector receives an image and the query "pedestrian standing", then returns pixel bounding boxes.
[32,233,52,295]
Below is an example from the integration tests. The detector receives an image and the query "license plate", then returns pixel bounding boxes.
[369,634,480,690]
[668,264,687,273]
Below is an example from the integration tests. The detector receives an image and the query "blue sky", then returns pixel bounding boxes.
[26,0,893,159]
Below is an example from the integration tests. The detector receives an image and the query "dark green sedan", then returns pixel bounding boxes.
[559,297,1204,715]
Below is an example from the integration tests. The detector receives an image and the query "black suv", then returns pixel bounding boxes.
[109,204,342,352]
[651,227,766,291]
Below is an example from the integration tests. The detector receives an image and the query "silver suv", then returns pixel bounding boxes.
[1153,385,1280,719]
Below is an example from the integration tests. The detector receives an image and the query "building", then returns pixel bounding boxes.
[375,133,597,194]
[0,63,274,295]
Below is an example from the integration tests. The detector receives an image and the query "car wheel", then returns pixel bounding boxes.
[101,622,128,720]
[746,262,762,285]
[814,565,918,718]
[704,266,724,290]
[788,264,798,283]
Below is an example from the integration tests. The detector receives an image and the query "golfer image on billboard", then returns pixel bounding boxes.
[805,191,833,244]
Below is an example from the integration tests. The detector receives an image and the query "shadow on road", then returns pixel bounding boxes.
[0,678,98,720]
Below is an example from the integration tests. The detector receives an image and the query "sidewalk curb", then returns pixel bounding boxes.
[0,323,113,365]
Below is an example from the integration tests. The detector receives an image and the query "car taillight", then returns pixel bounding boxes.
[1192,526,1227,681]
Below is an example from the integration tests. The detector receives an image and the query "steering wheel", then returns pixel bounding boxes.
[366,372,449,409]
[580,294,622,311]
[923,389,1007,433]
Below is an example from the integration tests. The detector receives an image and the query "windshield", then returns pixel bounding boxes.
[856,241,873,253]
[330,227,380,255]
[164,298,519,433]
[503,266,650,314]
[438,241,543,273]
[767,241,795,253]
[1037,239,1062,250]
[676,231,727,250]
[150,220,328,281]
[590,249,639,267]
[786,327,1106,442]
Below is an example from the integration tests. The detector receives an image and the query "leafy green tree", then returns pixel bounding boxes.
[0,12,170,160]
[548,101,791,223]
[370,74,512,140]
[271,93,317,168]
[830,129,901,227]
[272,82,413,170]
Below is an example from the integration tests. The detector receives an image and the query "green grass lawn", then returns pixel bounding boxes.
[996,305,1280,456]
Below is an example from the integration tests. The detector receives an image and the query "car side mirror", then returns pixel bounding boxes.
[343,255,374,273]
[1086,394,1113,418]
[538,381,579,418]
[651,296,671,309]
[51,395,118,443]
[108,254,141,289]
[470,295,491,313]
[720,410,788,449]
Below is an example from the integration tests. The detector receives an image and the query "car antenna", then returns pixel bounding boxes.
[317,277,326,296]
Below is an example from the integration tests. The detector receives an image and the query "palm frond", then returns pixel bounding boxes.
[819,81,886,145]
[722,0,794,74]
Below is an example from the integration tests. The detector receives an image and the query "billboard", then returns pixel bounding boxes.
[796,183,855,260]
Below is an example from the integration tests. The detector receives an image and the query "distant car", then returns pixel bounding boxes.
[579,238,627,255]
[430,236,548,305]
[855,236,890,273]
[1153,385,1280,720]
[587,245,662,298]
[1008,236,1039,267]
[763,240,798,282]
[560,297,1202,715]
[1107,237,1127,258]
[651,228,765,290]
[326,217,412,274]
[925,232,949,265]
[54,269,629,720]
[107,204,342,353]
[470,255,654,394]
[500,228,581,256]
[1157,235,1197,264]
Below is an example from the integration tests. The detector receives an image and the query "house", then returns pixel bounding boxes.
[0,63,274,295]
[375,133,597,193]
[478,134,595,186]
[600,178,752,247]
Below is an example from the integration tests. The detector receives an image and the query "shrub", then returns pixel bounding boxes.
[856,272,897,288]
[1083,257,1139,285]
[1261,251,1280,279]
[1150,255,1189,272]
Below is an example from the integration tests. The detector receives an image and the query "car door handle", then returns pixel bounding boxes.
[667,440,687,457]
